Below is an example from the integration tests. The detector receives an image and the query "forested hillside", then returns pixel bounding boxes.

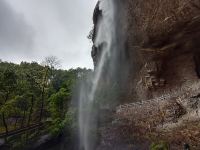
[0,58,92,149]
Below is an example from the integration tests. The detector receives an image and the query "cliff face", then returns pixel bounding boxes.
[92,0,200,149]
[92,0,200,101]
[125,0,200,101]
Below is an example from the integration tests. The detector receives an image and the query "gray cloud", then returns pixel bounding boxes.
[0,0,34,53]
[0,0,97,69]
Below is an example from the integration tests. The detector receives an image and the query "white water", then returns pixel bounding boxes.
[78,0,116,150]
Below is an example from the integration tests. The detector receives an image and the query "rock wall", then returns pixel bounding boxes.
[125,0,200,101]
[92,0,200,149]
[92,0,200,102]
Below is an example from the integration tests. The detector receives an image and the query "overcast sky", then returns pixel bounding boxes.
[0,0,97,69]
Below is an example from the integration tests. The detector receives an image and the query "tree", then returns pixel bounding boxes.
[48,88,70,135]
[0,60,92,147]
[0,68,17,141]
[0,98,18,141]
[0,68,17,102]
[39,56,61,122]
[39,66,49,122]
[15,96,30,128]
[42,56,61,73]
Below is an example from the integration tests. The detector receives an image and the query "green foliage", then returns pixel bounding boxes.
[0,60,91,147]
[0,98,17,117]
[150,141,169,150]
[48,87,70,134]
[0,68,17,102]
[48,87,75,137]
[15,95,30,112]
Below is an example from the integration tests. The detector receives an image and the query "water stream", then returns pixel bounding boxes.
[78,0,116,150]
[78,0,128,149]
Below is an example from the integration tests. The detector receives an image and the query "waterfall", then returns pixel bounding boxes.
[78,0,127,149]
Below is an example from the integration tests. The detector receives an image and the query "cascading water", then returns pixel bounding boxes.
[78,0,127,149]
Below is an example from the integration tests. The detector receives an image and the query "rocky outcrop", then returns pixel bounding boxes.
[91,1,103,68]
